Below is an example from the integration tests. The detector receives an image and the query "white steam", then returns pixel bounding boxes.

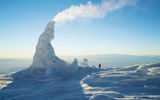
[53,0,138,24]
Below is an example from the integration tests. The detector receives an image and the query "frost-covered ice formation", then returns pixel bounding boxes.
[14,21,78,78]
[31,21,58,68]
[81,58,89,67]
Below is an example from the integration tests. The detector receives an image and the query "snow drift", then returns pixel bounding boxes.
[81,63,160,99]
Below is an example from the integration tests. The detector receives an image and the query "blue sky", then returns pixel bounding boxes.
[0,0,160,58]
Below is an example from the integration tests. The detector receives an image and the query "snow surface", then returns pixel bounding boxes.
[0,63,160,100]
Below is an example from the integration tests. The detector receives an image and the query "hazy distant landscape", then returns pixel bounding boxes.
[1,54,160,75]
[0,58,31,74]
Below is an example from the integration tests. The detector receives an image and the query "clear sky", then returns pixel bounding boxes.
[0,0,160,58]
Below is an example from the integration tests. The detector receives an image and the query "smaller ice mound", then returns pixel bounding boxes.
[81,63,160,99]
[14,21,78,79]
[81,58,89,67]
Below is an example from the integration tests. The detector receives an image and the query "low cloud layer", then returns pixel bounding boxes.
[53,0,138,24]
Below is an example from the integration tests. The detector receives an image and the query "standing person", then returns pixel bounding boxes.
[99,64,101,68]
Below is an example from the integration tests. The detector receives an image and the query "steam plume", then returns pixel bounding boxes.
[53,0,138,24]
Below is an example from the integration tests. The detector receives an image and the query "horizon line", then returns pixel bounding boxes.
[1,53,160,59]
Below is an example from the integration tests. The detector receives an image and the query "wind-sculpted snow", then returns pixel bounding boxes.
[0,63,160,100]
[0,74,13,89]
[80,63,160,99]
[0,67,101,100]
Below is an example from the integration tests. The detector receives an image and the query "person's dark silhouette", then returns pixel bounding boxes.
[99,64,101,68]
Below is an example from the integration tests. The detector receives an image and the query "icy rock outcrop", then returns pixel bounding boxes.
[15,21,78,78]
